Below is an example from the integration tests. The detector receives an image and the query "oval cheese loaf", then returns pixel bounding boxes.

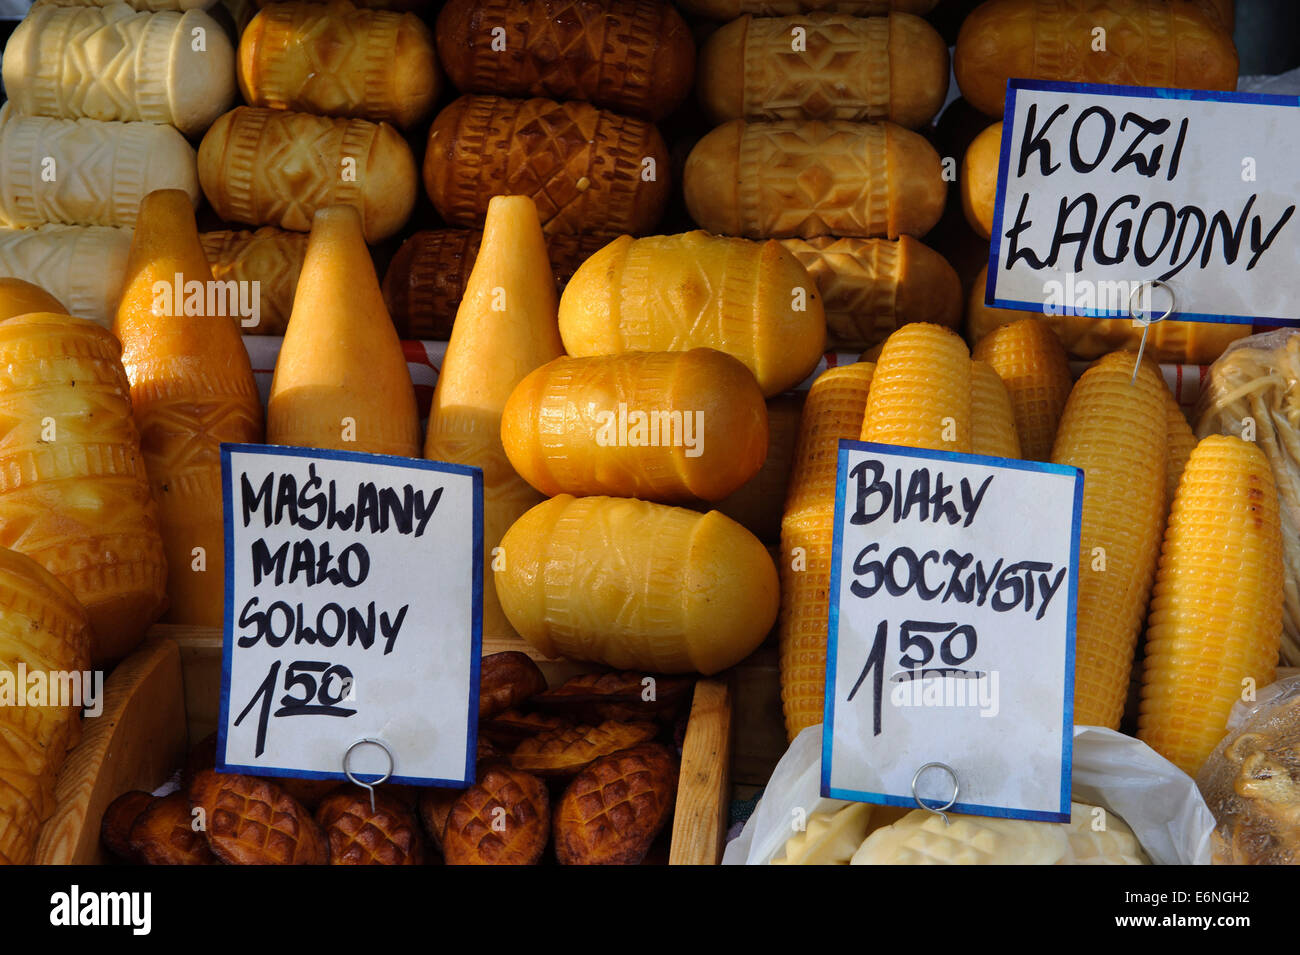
[495,494,779,675]
[0,547,91,865]
[699,12,948,128]
[239,0,440,128]
[961,121,1001,241]
[558,231,826,397]
[0,312,167,665]
[501,349,769,503]
[0,225,132,327]
[779,235,961,349]
[1,3,236,137]
[955,0,1238,117]
[381,229,608,340]
[684,119,945,239]
[423,95,670,237]
[436,0,695,121]
[199,227,309,335]
[0,278,66,320]
[198,107,417,242]
[679,0,938,18]
[0,106,198,230]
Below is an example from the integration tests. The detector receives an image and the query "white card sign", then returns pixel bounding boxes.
[823,441,1083,822]
[989,80,1300,326]
[218,444,483,788]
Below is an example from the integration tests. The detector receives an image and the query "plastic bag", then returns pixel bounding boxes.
[1197,672,1300,865]
[1195,328,1300,665]
[723,725,1215,865]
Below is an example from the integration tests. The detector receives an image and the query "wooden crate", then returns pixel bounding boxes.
[34,626,733,865]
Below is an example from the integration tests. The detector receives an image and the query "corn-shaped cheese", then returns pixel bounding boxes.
[424,95,670,238]
[970,360,1021,459]
[965,265,1249,364]
[1163,387,1197,511]
[861,323,971,453]
[717,392,804,543]
[780,363,874,740]
[495,494,779,675]
[0,278,66,321]
[239,0,440,129]
[559,231,826,397]
[684,118,945,240]
[268,205,420,456]
[114,190,264,626]
[1,4,236,136]
[0,226,132,328]
[778,235,961,350]
[435,0,696,121]
[198,107,417,243]
[699,13,948,128]
[0,547,91,865]
[501,350,768,504]
[0,313,168,665]
[1052,353,1167,729]
[425,196,565,642]
[972,317,1072,461]
[680,0,939,18]
[955,0,1239,117]
[381,229,608,341]
[1139,435,1283,776]
[199,227,308,336]
[0,106,198,230]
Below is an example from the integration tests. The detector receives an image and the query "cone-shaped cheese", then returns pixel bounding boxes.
[268,205,420,457]
[0,546,91,865]
[425,195,564,641]
[0,313,168,664]
[0,279,66,321]
[114,190,264,626]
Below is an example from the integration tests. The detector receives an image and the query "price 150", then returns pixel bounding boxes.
[846,620,978,737]
[235,660,357,757]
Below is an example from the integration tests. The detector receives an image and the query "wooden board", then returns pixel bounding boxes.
[33,636,188,865]
[56,625,734,865]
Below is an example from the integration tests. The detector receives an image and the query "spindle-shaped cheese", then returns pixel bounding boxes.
[501,349,769,503]
[424,195,565,641]
[495,495,779,674]
[268,205,420,456]
[114,190,264,626]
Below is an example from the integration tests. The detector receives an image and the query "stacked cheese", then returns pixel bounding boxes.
[683,6,961,352]
[193,0,436,332]
[381,0,687,339]
[0,0,236,324]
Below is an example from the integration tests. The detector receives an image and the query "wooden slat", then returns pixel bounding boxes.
[33,637,187,864]
[669,676,732,866]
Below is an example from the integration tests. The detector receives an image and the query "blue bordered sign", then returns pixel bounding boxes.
[822,441,1083,823]
[217,444,483,788]
[988,79,1300,327]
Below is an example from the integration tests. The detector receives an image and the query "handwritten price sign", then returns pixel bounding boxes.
[989,81,1300,325]
[823,442,1082,823]
[218,444,482,788]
